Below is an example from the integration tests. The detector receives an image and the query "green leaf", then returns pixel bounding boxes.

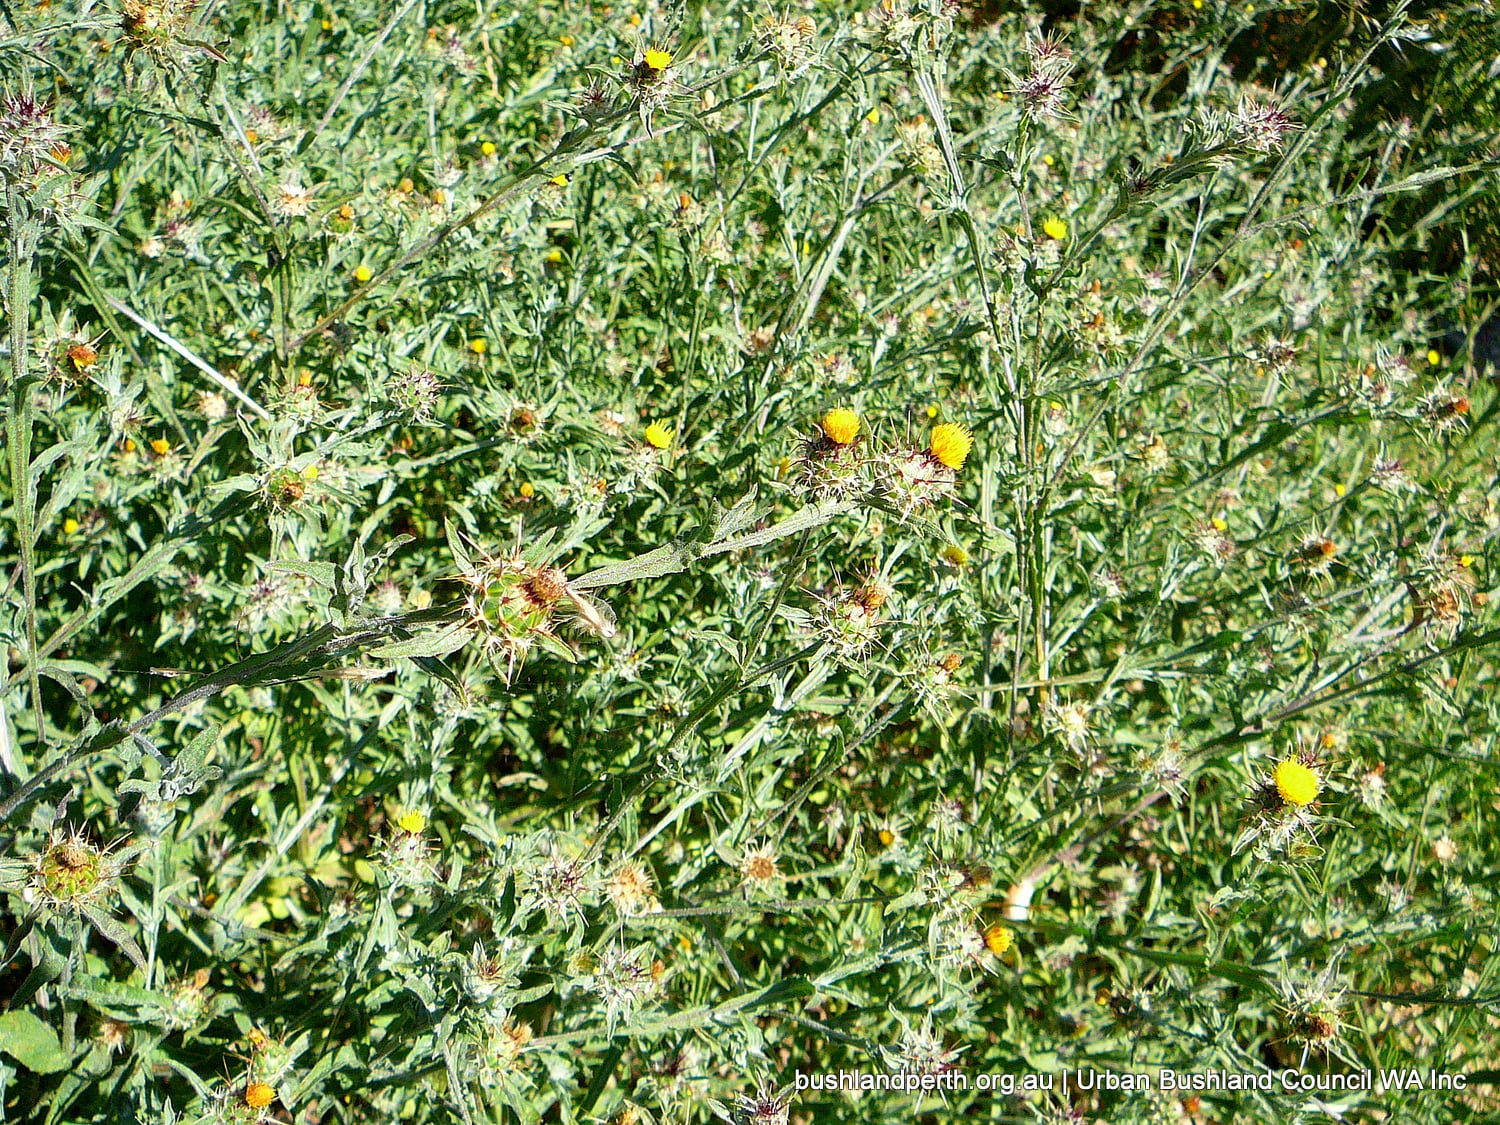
[0,1011,70,1073]
[370,624,474,660]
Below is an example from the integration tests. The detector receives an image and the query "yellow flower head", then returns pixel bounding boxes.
[242,1083,277,1109]
[983,923,1013,957]
[1042,216,1068,241]
[395,809,427,834]
[940,543,969,568]
[644,421,672,450]
[63,518,81,535]
[820,408,860,445]
[643,47,672,71]
[928,422,973,470]
[354,264,372,283]
[481,141,497,155]
[150,439,171,455]
[1273,758,1319,807]
[468,338,488,355]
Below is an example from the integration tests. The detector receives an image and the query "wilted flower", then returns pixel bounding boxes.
[606,860,661,917]
[1229,97,1300,153]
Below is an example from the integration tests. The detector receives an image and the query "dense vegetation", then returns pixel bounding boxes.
[2,0,1499,1122]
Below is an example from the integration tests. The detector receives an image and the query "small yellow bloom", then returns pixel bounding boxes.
[1427,349,1441,367]
[928,422,973,470]
[1334,482,1346,497]
[865,107,880,124]
[468,338,488,355]
[519,481,535,498]
[550,173,570,186]
[123,439,137,453]
[1042,217,1068,241]
[243,1082,277,1109]
[877,829,896,847]
[395,810,427,834]
[397,177,415,194]
[150,439,171,455]
[1459,554,1476,568]
[354,264,372,283]
[63,518,80,535]
[481,141,497,156]
[820,408,860,445]
[643,46,672,70]
[301,464,319,481]
[1042,154,1054,167]
[297,370,313,387]
[644,421,672,450]
[558,34,574,47]
[1211,517,1228,532]
[1273,758,1320,807]
[983,923,1013,956]
[940,544,969,568]
[925,404,939,419]
[545,248,563,263]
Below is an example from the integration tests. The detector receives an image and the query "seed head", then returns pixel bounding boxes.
[28,827,124,910]
[739,842,782,890]
[606,860,661,917]
[1230,97,1300,154]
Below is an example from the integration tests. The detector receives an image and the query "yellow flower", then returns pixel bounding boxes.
[983,923,1013,956]
[545,248,563,263]
[301,464,320,481]
[643,47,672,70]
[242,1082,277,1109]
[354,264,372,283]
[550,174,570,186]
[644,421,672,449]
[940,543,969,568]
[123,439,137,454]
[1273,758,1320,807]
[1042,217,1068,241]
[481,140,497,155]
[395,810,427,834]
[150,439,171,455]
[928,422,973,470]
[820,408,860,445]
[468,338,488,355]
[1426,349,1441,367]
[519,481,535,499]
[63,518,80,535]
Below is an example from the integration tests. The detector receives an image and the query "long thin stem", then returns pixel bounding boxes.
[5,181,45,744]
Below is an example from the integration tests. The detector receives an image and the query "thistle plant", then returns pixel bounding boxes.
[2,0,1500,1122]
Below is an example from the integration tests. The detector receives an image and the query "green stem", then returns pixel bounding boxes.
[5,182,45,744]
